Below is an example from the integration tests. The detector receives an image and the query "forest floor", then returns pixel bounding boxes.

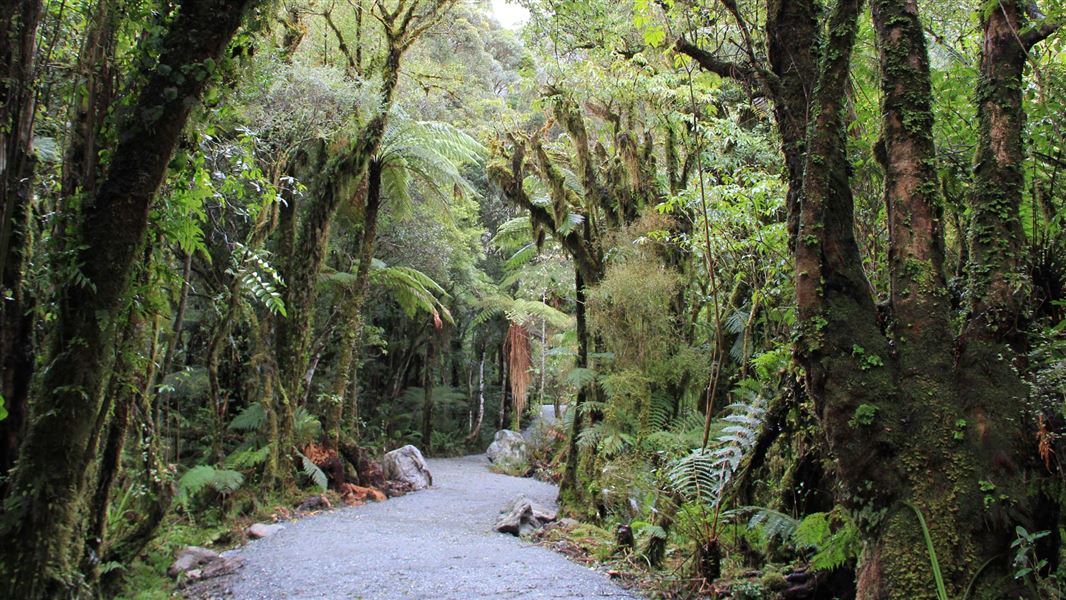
[217,453,641,599]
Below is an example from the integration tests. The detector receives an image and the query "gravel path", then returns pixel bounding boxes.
[226,453,641,599]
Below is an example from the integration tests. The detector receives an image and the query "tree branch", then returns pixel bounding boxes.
[675,38,756,84]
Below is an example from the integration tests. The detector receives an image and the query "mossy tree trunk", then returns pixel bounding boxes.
[963,0,1059,348]
[794,0,1057,597]
[0,1,257,595]
[0,0,42,488]
[765,0,819,243]
[559,269,591,509]
[327,160,383,448]
[272,1,444,462]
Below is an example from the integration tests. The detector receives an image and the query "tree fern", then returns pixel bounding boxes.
[472,293,571,329]
[565,367,598,390]
[491,216,536,252]
[376,111,484,219]
[369,262,453,323]
[322,260,452,322]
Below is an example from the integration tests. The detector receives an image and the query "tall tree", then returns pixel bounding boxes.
[273,0,458,465]
[964,0,1060,347]
[0,0,43,484]
[0,0,259,595]
[794,0,1060,595]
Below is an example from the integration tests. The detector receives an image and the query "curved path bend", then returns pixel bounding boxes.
[227,454,641,599]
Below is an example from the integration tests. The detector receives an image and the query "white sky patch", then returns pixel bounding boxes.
[491,0,530,29]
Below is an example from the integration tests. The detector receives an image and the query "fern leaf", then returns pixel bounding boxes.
[296,451,328,492]
[228,402,267,431]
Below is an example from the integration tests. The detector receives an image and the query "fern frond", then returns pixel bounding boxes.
[232,245,287,316]
[176,465,244,507]
[566,367,598,390]
[296,451,328,492]
[226,444,271,469]
[666,395,767,507]
[228,402,267,431]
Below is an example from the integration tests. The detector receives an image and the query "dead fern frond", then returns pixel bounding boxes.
[505,322,532,428]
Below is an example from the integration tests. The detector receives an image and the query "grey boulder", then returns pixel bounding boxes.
[168,546,241,580]
[246,522,285,539]
[486,430,527,467]
[382,444,433,490]
[494,494,557,536]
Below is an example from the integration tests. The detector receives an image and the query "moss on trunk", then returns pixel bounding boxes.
[0,1,257,595]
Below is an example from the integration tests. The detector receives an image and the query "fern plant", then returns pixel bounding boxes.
[296,451,328,492]
[376,111,484,219]
[667,395,766,509]
[725,506,862,572]
[175,465,245,509]
[228,243,287,316]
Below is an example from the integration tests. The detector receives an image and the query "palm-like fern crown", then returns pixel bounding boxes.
[377,111,485,219]
[321,259,454,324]
[368,258,454,323]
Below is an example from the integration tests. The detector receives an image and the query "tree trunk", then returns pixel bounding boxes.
[497,353,509,431]
[84,316,143,584]
[963,0,1057,349]
[793,0,1051,596]
[327,160,383,448]
[275,44,404,458]
[0,0,42,491]
[100,363,174,586]
[465,350,486,445]
[421,338,435,453]
[0,1,257,595]
[765,0,820,244]
[157,251,193,429]
[558,269,590,510]
[60,0,116,203]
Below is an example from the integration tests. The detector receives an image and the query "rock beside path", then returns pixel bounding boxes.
[296,494,332,513]
[169,546,242,581]
[382,444,433,490]
[494,493,557,536]
[246,523,284,539]
[486,430,527,467]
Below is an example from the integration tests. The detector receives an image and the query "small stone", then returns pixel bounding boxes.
[168,546,220,578]
[199,556,242,579]
[296,494,332,513]
[246,522,285,539]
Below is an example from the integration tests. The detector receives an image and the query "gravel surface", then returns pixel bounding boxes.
[226,454,641,599]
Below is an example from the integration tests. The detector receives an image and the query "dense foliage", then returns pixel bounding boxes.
[0,0,1064,598]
